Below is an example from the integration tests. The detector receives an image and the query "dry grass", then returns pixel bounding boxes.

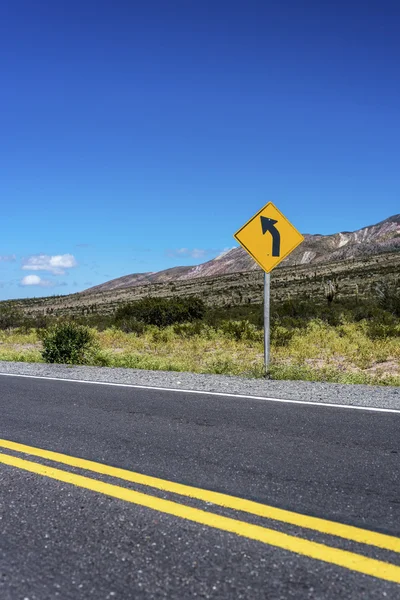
[0,319,399,385]
[274,320,400,370]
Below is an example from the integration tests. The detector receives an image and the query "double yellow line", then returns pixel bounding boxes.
[0,437,399,584]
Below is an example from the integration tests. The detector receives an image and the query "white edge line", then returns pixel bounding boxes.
[0,371,399,414]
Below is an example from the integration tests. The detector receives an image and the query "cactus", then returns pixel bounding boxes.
[324,279,337,304]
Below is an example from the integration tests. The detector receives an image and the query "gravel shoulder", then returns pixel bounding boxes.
[0,361,399,410]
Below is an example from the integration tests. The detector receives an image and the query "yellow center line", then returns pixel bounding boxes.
[0,451,400,584]
[0,437,398,554]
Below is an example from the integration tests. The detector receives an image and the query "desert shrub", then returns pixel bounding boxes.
[29,314,51,329]
[173,321,218,340]
[272,299,311,319]
[16,314,51,333]
[206,304,263,327]
[219,320,262,342]
[172,321,204,337]
[150,327,175,343]
[271,325,294,347]
[74,314,114,331]
[115,296,206,327]
[372,280,400,317]
[40,322,98,364]
[89,351,112,367]
[115,317,146,335]
[318,307,344,327]
[351,304,379,322]
[0,306,24,330]
[364,321,400,340]
[207,356,239,375]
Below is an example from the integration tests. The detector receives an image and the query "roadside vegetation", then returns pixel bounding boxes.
[0,284,399,385]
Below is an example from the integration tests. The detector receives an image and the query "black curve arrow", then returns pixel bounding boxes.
[260,216,281,257]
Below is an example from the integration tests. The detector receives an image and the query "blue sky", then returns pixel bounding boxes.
[1,0,399,300]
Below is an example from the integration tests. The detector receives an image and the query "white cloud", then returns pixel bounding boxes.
[171,248,189,256]
[215,247,235,259]
[190,249,208,259]
[166,247,236,260]
[0,254,16,262]
[166,248,209,259]
[22,254,77,275]
[20,275,54,287]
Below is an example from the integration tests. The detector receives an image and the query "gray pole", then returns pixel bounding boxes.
[264,272,271,372]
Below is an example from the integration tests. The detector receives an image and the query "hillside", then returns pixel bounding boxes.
[7,251,399,318]
[3,214,399,318]
[86,214,400,293]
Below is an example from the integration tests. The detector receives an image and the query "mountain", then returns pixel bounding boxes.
[85,214,400,293]
[86,266,193,292]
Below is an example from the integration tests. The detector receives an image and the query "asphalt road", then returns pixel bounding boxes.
[0,373,399,599]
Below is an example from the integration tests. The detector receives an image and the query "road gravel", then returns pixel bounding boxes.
[0,360,399,409]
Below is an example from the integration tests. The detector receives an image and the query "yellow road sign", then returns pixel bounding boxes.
[234,202,304,273]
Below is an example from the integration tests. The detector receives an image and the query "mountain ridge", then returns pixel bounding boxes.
[85,214,400,294]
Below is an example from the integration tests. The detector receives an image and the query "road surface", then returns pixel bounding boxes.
[0,373,399,598]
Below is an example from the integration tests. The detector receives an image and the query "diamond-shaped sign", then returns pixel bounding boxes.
[234,202,304,273]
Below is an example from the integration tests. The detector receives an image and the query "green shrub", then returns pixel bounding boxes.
[150,326,175,343]
[271,325,294,347]
[115,296,206,327]
[363,319,400,340]
[318,308,344,327]
[173,321,218,340]
[207,356,238,374]
[172,321,204,337]
[40,322,98,364]
[115,317,146,335]
[219,320,262,342]
[0,306,24,330]
[0,307,53,332]
[272,299,311,319]
[206,304,264,328]
[352,305,378,322]
[372,280,400,317]
[17,314,51,333]
[74,313,114,331]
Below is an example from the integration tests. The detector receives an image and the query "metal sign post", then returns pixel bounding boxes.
[264,272,271,371]
[234,201,304,376]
